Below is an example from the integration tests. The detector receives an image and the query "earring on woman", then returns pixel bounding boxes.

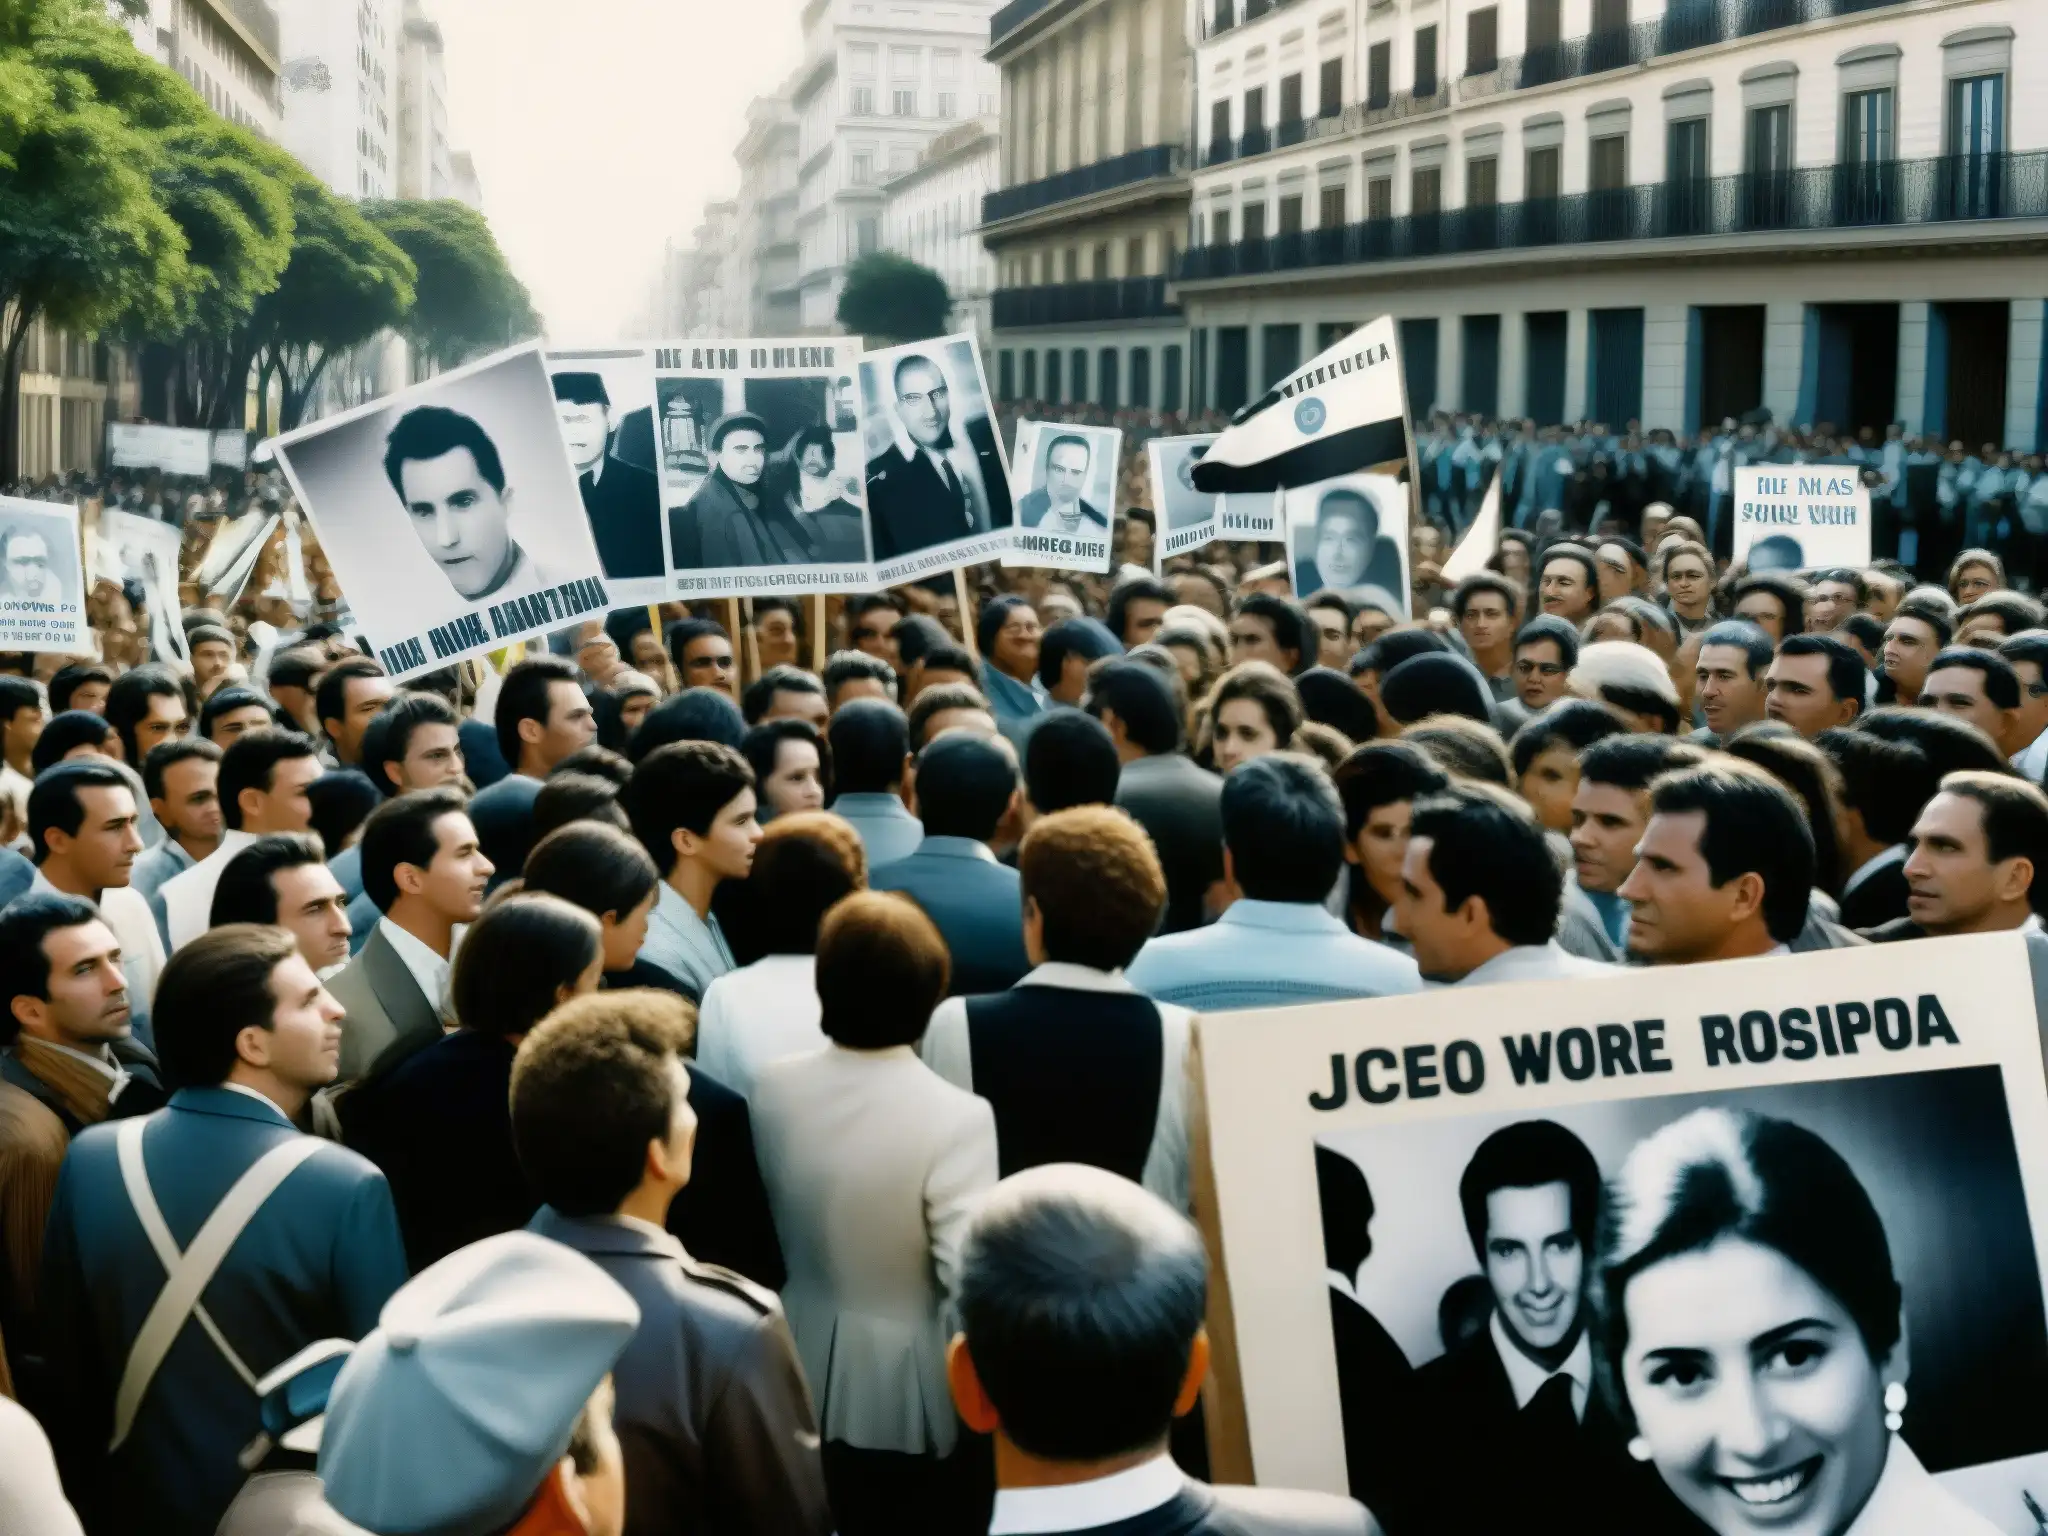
[1628,1436,1654,1462]
[1883,1382,1908,1434]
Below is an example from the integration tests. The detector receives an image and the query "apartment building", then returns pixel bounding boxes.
[881,117,1002,347]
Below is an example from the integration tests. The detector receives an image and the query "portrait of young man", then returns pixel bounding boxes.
[1019,432,1109,536]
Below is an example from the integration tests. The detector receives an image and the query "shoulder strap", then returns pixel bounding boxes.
[111,1118,324,1451]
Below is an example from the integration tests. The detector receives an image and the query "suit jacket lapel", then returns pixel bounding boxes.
[363,928,441,1047]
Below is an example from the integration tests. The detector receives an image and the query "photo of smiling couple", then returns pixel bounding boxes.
[1317,1070,2047,1536]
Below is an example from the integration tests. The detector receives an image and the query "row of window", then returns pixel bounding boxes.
[1001,233,1183,285]
[849,86,964,117]
[846,44,965,80]
[995,343,1188,412]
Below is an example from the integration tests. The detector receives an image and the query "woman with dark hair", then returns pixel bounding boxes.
[1296,665,1383,746]
[521,821,662,984]
[742,717,830,820]
[306,769,380,856]
[1202,660,1305,775]
[1331,741,1448,943]
[1510,697,1627,833]
[593,669,661,753]
[346,892,604,1270]
[1602,1107,1997,1535]
[976,594,1046,745]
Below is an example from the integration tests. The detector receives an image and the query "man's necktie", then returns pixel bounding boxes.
[939,457,968,526]
[1525,1371,1579,1441]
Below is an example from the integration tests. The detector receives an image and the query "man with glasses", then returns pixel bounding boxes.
[1508,615,1578,721]
[864,351,1012,561]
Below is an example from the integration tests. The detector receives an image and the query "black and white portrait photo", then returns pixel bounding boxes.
[268,343,610,678]
[1146,434,1222,566]
[859,333,1013,580]
[547,347,666,600]
[0,497,87,654]
[1284,472,1408,616]
[1005,419,1120,574]
[652,338,872,597]
[95,507,187,662]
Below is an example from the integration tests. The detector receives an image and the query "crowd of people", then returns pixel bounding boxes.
[0,404,2045,1536]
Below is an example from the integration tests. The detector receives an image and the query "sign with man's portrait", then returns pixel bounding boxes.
[1002,419,1120,574]
[857,333,1013,584]
[1193,936,2048,1536]
[546,346,667,602]
[266,343,611,680]
[1733,464,1873,572]
[1283,472,1409,619]
[94,507,188,663]
[0,497,88,654]
[653,338,873,598]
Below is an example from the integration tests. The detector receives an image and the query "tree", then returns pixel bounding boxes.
[363,198,537,375]
[835,252,951,347]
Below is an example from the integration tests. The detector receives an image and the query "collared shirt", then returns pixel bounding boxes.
[2016,731,2048,785]
[829,791,924,869]
[637,881,735,999]
[161,827,259,950]
[1491,1312,1593,1422]
[1454,942,1619,988]
[217,1080,294,1124]
[30,869,165,1020]
[377,917,452,1015]
[1126,898,1422,1013]
[1842,844,1906,898]
[987,1454,1186,1536]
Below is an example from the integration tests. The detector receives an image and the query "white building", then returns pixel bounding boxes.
[791,0,1004,332]
[733,93,805,335]
[687,202,741,335]
[397,0,455,200]
[450,149,483,210]
[881,117,1002,347]
[125,0,285,139]
[1177,0,2044,449]
[276,0,400,199]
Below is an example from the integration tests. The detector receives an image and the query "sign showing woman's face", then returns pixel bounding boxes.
[1620,1235,1894,1536]
[1315,494,1376,590]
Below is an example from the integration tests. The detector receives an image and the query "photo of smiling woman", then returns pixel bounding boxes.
[1602,1107,2002,1536]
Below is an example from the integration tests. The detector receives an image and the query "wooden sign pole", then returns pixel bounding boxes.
[954,567,979,663]
[809,592,827,674]
[739,596,761,686]
[1186,1024,1256,1484]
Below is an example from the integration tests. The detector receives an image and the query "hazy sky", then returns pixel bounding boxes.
[433,0,806,340]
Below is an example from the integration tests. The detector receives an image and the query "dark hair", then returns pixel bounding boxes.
[523,821,659,925]
[1450,573,1522,623]
[186,623,236,655]
[892,613,952,670]
[450,893,601,1040]
[495,655,584,768]
[1855,704,2010,779]
[816,890,949,1046]
[1512,614,1580,668]
[1999,628,2048,677]
[1811,567,1870,604]
[1937,770,2048,911]
[957,1167,1207,1460]
[1577,734,1707,793]
[1509,698,1626,776]
[747,812,868,954]
[1537,545,1600,607]
[313,656,386,739]
[914,731,1016,841]
[1774,632,1867,711]
[30,710,115,778]
[209,833,329,927]
[1410,783,1562,946]
[532,772,629,841]
[46,664,110,715]
[1889,597,1955,650]
[367,691,461,795]
[1018,806,1164,970]
[906,680,991,752]
[1379,653,1494,728]
[142,736,222,805]
[827,698,910,795]
[1084,660,1181,756]
[1221,754,1343,902]
[665,617,731,674]
[1403,716,1514,786]
[742,718,831,806]
[1105,576,1173,646]
[1647,760,1815,942]
[1723,726,1848,896]
[1331,741,1448,841]
[1295,667,1380,745]
[1840,612,1886,655]
[916,642,977,683]
[977,594,1034,659]
[306,770,381,860]
[823,650,897,707]
[509,990,695,1217]
[621,741,755,876]
[1210,661,1304,747]
[358,786,471,914]
[740,664,826,726]
[382,405,505,501]
[629,687,747,761]
[199,686,278,744]
[1698,620,1775,678]
[1924,645,2021,710]
[1958,591,2045,637]
[104,665,185,767]
[1037,617,1121,693]
[264,649,322,695]
[1022,708,1120,815]
[1816,728,1936,848]
[1459,1120,1600,1259]
[0,893,103,1039]
[153,925,302,1090]
[218,728,320,831]
[27,759,133,864]
[1732,573,1807,636]
[1233,592,1312,675]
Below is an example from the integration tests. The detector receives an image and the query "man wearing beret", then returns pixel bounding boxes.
[553,370,665,582]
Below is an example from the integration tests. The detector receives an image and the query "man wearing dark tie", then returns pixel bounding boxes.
[552,370,664,581]
[865,352,1013,561]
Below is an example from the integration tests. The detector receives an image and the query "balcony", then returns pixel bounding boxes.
[1205,0,1299,38]
[1204,93,1444,168]
[1177,153,2048,282]
[992,277,1182,328]
[982,144,1187,226]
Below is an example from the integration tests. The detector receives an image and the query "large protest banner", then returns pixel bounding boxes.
[266,342,612,680]
[1734,464,1873,570]
[106,423,213,478]
[1003,419,1120,574]
[0,497,89,654]
[654,338,873,599]
[1192,936,2048,1535]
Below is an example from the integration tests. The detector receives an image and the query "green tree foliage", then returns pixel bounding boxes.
[363,198,538,375]
[835,252,953,348]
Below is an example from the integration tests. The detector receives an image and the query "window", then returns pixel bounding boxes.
[1046,349,1062,400]
[1093,242,1110,278]
[1099,349,1119,409]
[889,46,918,77]
[851,85,874,115]
[1320,184,1347,225]
[1467,154,1498,204]
[1070,349,1087,402]
[1163,344,1184,412]
[1242,202,1267,239]
[851,150,874,182]
[1279,193,1303,232]
[1244,85,1265,130]
[1526,0,1560,52]
[1668,116,1708,180]
[1411,165,1442,213]
[849,43,877,76]
[1063,248,1079,280]
[1131,347,1153,407]
[1367,174,1392,219]
[892,88,916,116]
[934,48,959,79]
[1591,0,1627,30]
[937,92,956,117]
[1210,98,1231,149]
[1023,349,1038,397]
[998,350,1015,401]
[1747,104,1790,173]
[1948,72,2005,157]
[1279,73,1302,123]
[1413,25,1438,97]
[1319,58,1343,116]
[1367,42,1390,108]
[1843,88,1892,165]
[1526,143,1561,198]
[1466,7,1498,74]
[855,216,879,254]
[1212,207,1232,244]
[1127,234,1147,274]
[1590,133,1627,189]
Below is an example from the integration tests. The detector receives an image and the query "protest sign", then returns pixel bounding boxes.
[1282,475,1408,617]
[107,423,212,478]
[1438,470,1501,585]
[858,333,1013,584]
[1147,435,1220,566]
[211,429,249,470]
[1002,419,1119,574]
[1192,935,2048,1535]
[266,342,612,680]
[0,498,88,654]
[97,507,188,663]
[1734,464,1872,570]
[654,338,872,599]
[546,346,667,602]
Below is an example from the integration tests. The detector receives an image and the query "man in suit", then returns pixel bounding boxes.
[133,739,224,946]
[872,731,1029,995]
[865,351,1012,562]
[513,990,832,1536]
[950,1164,1371,1536]
[1316,1146,1414,1524]
[160,729,325,951]
[1086,662,1221,934]
[39,925,407,1536]
[555,368,664,581]
[1019,433,1109,536]
[209,834,354,977]
[329,787,492,1083]
[1820,727,1931,930]
[1861,771,2048,943]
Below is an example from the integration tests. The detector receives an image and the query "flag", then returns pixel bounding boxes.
[1190,315,1411,495]
[1439,469,1501,585]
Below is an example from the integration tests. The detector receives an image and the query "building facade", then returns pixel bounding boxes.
[791,0,1003,332]
[981,0,1195,411]
[733,93,805,336]
[125,0,285,138]
[396,0,455,200]
[881,117,1002,346]
[1175,0,2044,448]
[276,0,400,199]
